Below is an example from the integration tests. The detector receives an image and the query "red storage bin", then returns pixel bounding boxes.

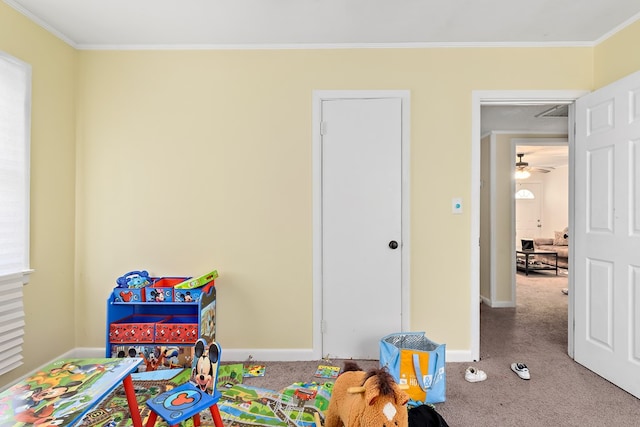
[109,314,168,343]
[155,315,199,343]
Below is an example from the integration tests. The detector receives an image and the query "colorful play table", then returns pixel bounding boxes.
[0,357,143,427]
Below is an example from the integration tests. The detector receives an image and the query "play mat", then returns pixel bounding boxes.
[76,368,331,427]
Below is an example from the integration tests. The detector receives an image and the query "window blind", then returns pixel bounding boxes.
[0,52,31,375]
[0,275,25,375]
[0,53,30,276]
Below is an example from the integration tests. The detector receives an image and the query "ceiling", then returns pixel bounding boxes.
[482,105,569,169]
[514,145,568,170]
[481,104,569,135]
[5,0,640,48]
[4,1,599,168]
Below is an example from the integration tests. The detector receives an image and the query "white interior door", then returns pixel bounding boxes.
[574,70,640,398]
[515,182,543,247]
[321,97,402,359]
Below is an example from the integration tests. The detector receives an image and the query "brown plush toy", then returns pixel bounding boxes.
[324,362,409,427]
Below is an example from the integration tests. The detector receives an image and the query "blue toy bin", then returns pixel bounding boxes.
[144,277,189,303]
[112,287,146,303]
[113,270,152,302]
[173,282,215,303]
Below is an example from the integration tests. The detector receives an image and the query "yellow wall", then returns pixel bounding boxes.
[594,19,640,87]
[494,133,514,303]
[0,2,77,386]
[75,48,593,354]
[2,2,640,386]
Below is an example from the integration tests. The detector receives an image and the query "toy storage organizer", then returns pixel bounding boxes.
[106,279,217,365]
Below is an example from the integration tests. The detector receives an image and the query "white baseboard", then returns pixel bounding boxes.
[77,346,475,362]
[219,348,318,362]
[489,300,516,308]
[444,349,475,363]
[480,295,515,308]
[75,347,318,362]
[71,347,107,358]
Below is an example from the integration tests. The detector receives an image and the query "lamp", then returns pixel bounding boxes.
[515,169,530,179]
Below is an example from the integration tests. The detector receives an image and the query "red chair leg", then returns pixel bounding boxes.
[145,412,158,427]
[210,404,224,427]
[192,413,201,427]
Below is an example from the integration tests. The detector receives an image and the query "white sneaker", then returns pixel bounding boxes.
[465,366,487,382]
[511,362,530,380]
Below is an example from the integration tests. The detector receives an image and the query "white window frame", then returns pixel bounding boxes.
[0,51,33,376]
[515,188,535,199]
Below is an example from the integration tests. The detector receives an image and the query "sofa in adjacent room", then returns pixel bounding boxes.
[533,228,569,269]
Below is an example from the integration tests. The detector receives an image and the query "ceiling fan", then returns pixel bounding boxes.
[515,153,553,174]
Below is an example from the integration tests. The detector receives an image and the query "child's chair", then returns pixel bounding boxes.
[145,339,224,427]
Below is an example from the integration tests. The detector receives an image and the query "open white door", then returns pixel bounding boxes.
[574,70,640,398]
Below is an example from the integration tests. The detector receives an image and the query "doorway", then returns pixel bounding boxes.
[475,73,640,399]
[472,90,587,361]
[311,90,411,360]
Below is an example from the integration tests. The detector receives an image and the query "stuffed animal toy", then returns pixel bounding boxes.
[325,362,409,427]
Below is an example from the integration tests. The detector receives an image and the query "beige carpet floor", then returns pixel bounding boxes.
[240,269,640,426]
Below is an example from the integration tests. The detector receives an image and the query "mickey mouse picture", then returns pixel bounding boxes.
[175,291,194,302]
[149,290,165,302]
[190,339,220,395]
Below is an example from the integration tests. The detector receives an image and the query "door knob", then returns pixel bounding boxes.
[389,240,398,249]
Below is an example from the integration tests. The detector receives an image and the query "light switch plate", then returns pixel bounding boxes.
[452,197,463,214]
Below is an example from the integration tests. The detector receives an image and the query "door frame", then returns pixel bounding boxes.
[472,90,588,361]
[312,90,411,359]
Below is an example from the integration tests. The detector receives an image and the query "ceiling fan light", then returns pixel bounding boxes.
[515,169,530,179]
